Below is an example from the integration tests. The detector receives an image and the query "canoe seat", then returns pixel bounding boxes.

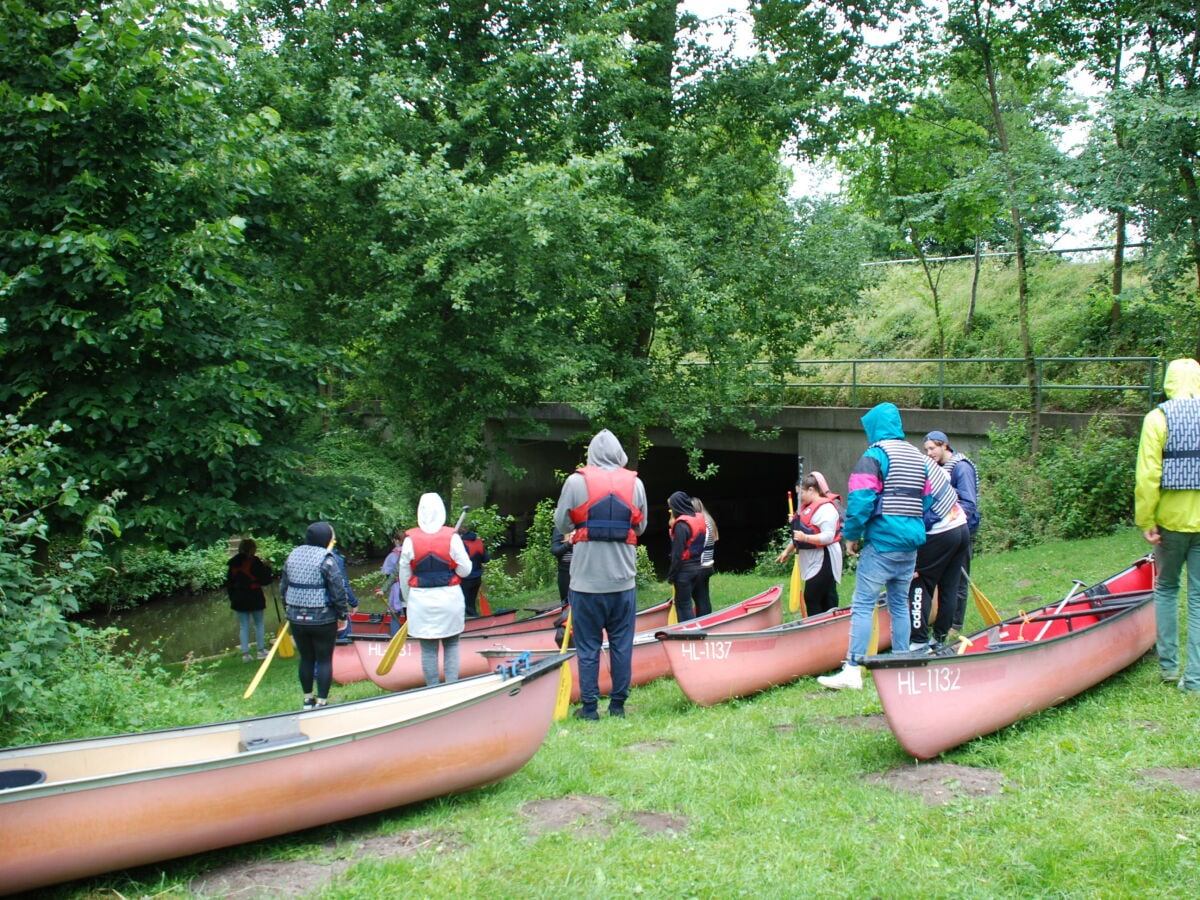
[0,768,46,790]
[238,716,309,753]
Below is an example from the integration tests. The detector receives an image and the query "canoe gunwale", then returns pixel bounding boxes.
[0,652,572,803]
[863,589,1153,671]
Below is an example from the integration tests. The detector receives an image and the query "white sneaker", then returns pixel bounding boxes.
[817,664,863,691]
[257,648,269,660]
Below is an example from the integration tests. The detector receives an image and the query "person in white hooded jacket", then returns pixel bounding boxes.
[400,493,473,685]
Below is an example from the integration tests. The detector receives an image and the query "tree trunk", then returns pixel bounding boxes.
[973,0,1039,450]
[967,235,982,335]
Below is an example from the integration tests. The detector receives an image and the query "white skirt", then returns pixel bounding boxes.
[406,584,466,639]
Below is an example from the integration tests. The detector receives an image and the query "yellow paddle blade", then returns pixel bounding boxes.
[376,621,408,676]
[553,611,573,721]
[867,602,881,656]
[243,622,288,699]
[788,559,802,614]
[964,570,1001,626]
[667,586,678,625]
[276,625,295,659]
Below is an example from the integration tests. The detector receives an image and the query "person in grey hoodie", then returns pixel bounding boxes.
[554,429,649,719]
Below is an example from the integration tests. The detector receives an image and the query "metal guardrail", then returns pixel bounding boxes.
[765,356,1162,411]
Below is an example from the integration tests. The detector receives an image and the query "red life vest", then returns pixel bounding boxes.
[406,527,462,588]
[230,556,262,590]
[568,465,644,544]
[796,496,843,547]
[670,513,707,562]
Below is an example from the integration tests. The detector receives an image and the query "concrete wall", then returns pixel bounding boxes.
[476,404,1142,572]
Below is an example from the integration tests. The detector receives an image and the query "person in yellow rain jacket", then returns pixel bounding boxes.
[1136,357,1200,693]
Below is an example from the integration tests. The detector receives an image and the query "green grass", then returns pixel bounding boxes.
[34,529,1200,899]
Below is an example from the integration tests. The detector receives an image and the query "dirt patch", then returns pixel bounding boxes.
[190,829,450,898]
[1141,767,1200,792]
[866,762,1006,806]
[520,794,689,839]
[837,713,891,731]
[626,738,674,753]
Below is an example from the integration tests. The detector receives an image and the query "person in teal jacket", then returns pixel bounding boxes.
[819,402,943,691]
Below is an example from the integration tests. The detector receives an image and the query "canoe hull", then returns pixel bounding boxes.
[867,557,1157,759]
[479,586,784,701]
[0,655,566,895]
[661,605,893,706]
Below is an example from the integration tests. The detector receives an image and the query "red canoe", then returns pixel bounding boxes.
[479,586,784,702]
[864,556,1157,759]
[359,598,677,692]
[0,653,570,895]
[659,604,894,707]
[346,605,527,636]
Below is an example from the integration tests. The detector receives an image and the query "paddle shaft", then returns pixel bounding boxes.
[553,610,573,721]
[243,621,289,699]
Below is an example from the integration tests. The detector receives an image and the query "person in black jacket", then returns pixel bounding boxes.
[226,538,274,662]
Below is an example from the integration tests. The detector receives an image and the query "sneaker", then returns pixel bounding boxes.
[907,640,931,653]
[608,704,626,718]
[257,648,269,660]
[573,706,600,721]
[1161,671,1179,683]
[242,653,253,663]
[817,664,863,691]
[315,698,328,707]
[302,697,316,710]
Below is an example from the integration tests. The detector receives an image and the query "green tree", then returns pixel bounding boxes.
[0,0,328,546]
[230,0,872,492]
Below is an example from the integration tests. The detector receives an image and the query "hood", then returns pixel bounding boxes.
[861,402,906,444]
[587,429,628,470]
[305,521,334,548]
[1164,358,1200,400]
[416,493,447,534]
[667,491,694,515]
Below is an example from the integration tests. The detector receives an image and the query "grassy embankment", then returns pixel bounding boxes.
[39,528,1200,900]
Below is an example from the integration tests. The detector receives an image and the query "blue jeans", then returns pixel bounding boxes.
[569,587,637,708]
[1154,529,1200,690]
[237,609,265,654]
[846,545,916,664]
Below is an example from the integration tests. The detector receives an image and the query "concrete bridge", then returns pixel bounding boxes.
[478,403,1142,574]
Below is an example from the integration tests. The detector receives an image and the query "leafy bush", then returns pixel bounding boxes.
[0,406,123,721]
[976,414,1136,552]
[0,628,209,747]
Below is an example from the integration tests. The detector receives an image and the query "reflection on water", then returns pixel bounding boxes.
[83,560,388,663]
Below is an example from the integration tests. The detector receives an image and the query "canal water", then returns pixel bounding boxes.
[83,559,390,664]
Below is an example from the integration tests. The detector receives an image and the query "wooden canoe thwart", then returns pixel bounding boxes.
[864,556,1157,759]
[659,603,894,707]
[479,586,784,702]
[0,653,571,896]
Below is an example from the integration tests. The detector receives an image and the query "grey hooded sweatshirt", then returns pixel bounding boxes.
[554,429,649,594]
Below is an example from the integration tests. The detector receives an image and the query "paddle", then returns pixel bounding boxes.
[478,590,492,616]
[553,609,573,721]
[786,491,806,616]
[1032,580,1086,642]
[243,622,290,700]
[271,585,295,659]
[867,595,882,656]
[377,505,469,675]
[667,584,679,625]
[376,621,409,676]
[961,568,1001,626]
